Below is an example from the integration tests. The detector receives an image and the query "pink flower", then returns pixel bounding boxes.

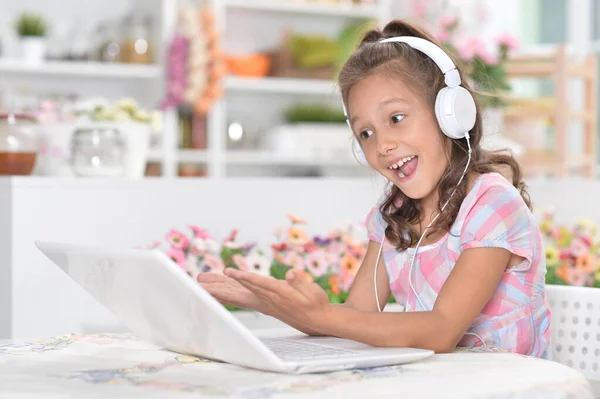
[166,229,189,249]
[410,0,426,17]
[284,251,305,271]
[232,254,248,271]
[337,272,354,292]
[203,254,225,274]
[439,15,457,29]
[188,225,210,239]
[459,37,485,61]
[497,33,519,50]
[435,30,450,42]
[479,48,499,65]
[566,267,593,287]
[166,248,187,269]
[569,237,591,258]
[306,250,329,277]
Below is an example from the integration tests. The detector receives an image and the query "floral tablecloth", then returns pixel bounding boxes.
[0,333,594,399]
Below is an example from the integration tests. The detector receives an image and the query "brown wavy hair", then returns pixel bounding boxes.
[338,20,531,251]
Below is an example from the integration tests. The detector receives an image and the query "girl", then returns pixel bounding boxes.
[197,20,551,358]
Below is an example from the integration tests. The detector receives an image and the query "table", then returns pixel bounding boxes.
[0,333,594,398]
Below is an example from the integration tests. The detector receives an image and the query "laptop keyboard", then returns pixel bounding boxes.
[261,337,364,361]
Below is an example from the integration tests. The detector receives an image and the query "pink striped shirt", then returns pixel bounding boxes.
[366,172,551,358]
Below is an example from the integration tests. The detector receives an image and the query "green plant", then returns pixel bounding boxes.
[15,13,48,37]
[284,103,346,124]
[288,34,339,69]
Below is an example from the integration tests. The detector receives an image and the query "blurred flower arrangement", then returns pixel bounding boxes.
[76,97,163,129]
[539,210,600,288]
[146,214,394,307]
[269,214,370,304]
[434,15,519,108]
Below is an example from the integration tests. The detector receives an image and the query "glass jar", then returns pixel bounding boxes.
[0,113,39,175]
[70,126,125,177]
[97,21,121,63]
[120,13,154,64]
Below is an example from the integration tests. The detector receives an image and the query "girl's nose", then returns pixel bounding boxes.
[377,137,398,156]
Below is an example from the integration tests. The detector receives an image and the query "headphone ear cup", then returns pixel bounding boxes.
[435,86,477,140]
[352,137,369,166]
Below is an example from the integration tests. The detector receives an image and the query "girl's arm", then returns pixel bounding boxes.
[317,246,512,352]
[225,245,511,352]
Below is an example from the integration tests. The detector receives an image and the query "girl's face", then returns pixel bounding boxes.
[347,73,449,202]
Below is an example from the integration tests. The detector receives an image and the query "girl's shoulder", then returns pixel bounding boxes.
[456,172,540,267]
[459,172,529,218]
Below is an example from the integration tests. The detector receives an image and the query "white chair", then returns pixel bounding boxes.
[546,284,600,397]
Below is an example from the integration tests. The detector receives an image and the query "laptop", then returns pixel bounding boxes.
[35,240,434,374]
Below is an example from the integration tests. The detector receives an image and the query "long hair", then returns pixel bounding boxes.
[338,20,530,251]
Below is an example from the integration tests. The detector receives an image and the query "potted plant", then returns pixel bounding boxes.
[434,15,523,156]
[15,12,48,64]
[262,103,351,161]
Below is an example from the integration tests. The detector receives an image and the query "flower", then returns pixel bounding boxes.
[245,254,271,276]
[287,226,309,246]
[166,229,189,249]
[232,254,248,271]
[284,251,306,271]
[340,254,361,277]
[305,250,329,277]
[151,215,380,306]
[545,247,559,265]
[166,248,187,269]
[189,225,211,239]
[202,254,225,274]
[497,33,519,51]
[540,209,600,288]
[439,15,458,29]
[287,214,306,225]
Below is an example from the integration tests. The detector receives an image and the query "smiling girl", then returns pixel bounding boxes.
[197,20,551,358]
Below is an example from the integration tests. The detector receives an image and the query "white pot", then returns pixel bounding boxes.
[262,123,353,160]
[20,37,46,64]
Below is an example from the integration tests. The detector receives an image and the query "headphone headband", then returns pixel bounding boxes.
[378,36,461,87]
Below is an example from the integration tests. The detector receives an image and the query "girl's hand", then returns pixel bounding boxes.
[224,267,331,331]
[196,272,265,312]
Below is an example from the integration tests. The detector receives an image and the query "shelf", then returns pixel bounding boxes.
[147,149,210,164]
[0,59,162,79]
[224,0,379,18]
[224,76,339,95]
[178,149,210,163]
[225,150,358,166]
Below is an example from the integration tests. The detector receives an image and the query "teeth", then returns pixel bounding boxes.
[388,155,416,170]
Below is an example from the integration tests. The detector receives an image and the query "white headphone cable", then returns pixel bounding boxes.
[372,132,472,310]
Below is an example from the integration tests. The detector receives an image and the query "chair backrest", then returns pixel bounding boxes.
[545,284,600,381]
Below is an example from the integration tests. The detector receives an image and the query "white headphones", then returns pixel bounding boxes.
[344,36,477,167]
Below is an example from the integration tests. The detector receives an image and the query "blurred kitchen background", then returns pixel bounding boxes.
[0,0,597,180]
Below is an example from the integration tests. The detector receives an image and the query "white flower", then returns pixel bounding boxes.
[186,253,201,277]
[192,238,207,253]
[245,254,271,276]
[223,241,242,249]
[205,238,220,253]
[117,97,138,113]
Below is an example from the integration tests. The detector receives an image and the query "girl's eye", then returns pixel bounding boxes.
[391,114,405,123]
[359,130,373,140]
